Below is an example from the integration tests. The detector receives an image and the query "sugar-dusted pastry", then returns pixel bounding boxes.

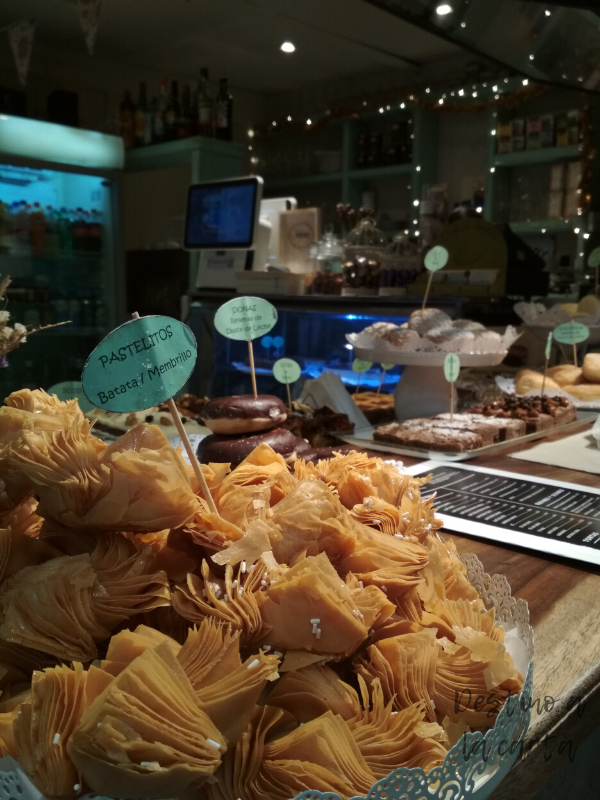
[7,419,199,532]
[347,679,447,775]
[68,642,226,799]
[258,553,370,656]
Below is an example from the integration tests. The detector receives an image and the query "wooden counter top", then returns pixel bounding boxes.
[393,425,600,799]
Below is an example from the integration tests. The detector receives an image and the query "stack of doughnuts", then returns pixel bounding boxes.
[198,395,314,466]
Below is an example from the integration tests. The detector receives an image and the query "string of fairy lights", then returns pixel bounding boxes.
[245,74,594,235]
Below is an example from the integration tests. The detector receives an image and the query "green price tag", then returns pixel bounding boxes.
[444,352,460,383]
[587,247,600,268]
[47,380,95,413]
[214,296,278,341]
[82,315,197,413]
[553,321,590,345]
[545,332,552,361]
[424,245,449,272]
[352,359,373,373]
[273,358,301,385]
[381,362,395,370]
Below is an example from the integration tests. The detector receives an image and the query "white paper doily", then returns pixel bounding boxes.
[353,347,509,367]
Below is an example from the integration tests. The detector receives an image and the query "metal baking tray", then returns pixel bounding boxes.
[333,411,597,462]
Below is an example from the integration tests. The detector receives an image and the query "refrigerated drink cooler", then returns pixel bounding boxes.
[0,116,123,398]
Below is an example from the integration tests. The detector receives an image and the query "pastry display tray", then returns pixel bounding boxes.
[333,411,597,462]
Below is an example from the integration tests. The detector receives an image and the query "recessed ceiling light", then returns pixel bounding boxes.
[280,41,295,53]
[436,4,453,14]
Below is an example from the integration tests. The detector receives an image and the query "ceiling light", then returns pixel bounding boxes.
[306,118,312,125]
[400,102,406,108]
[379,107,384,113]
[425,88,431,93]
[247,129,254,138]
[574,227,580,234]
[436,4,453,15]
[458,89,465,96]
[490,167,495,173]
[492,84,498,91]
[280,41,295,53]
[416,166,421,171]
[287,115,292,121]
[529,54,534,60]
[461,22,466,28]
[541,228,546,233]
[522,78,529,85]
[439,98,444,104]
[545,9,551,15]
[413,219,419,225]
[584,233,590,239]
[413,199,420,206]
[476,206,483,213]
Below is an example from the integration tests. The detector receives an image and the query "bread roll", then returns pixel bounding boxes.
[515,370,559,395]
[546,365,584,387]
[562,383,600,401]
[582,353,600,384]
[577,295,600,316]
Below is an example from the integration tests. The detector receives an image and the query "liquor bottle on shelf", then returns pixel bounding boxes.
[57,207,73,253]
[197,68,213,137]
[134,82,150,147]
[45,206,59,254]
[88,210,103,253]
[215,78,233,141]
[119,90,135,149]
[29,203,46,256]
[165,80,179,141]
[177,84,192,139]
[154,78,169,143]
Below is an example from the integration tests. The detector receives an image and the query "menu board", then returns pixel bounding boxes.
[408,461,600,566]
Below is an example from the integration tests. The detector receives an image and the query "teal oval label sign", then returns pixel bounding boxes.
[553,321,590,345]
[352,358,373,373]
[587,247,600,268]
[214,296,278,341]
[381,362,396,371]
[47,380,95,413]
[424,245,449,272]
[81,315,197,412]
[273,358,301,384]
[444,352,460,382]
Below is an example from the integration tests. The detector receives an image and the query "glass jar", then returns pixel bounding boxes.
[343,217,387,296]
[379,233,420,296]
[309,225,345,295]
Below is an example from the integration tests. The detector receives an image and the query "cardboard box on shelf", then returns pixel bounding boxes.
[555,113,569,147]
[497,122,513,154]
[567,110,581,145]
[279,207,321,272]
[549,164,565,192]
[563,191,580,219]
[548,191,564,219]
[540,114,555,148]
[512,118,525,152]
[566,161,582,191]
[526,116,541,150]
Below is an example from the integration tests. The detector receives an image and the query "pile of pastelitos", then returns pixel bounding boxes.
[0,389,524,799]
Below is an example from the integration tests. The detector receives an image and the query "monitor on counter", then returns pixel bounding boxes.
[184,176,263,250]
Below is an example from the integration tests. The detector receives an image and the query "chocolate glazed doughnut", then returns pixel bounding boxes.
[197,428,306,467]
[201,395,287,435]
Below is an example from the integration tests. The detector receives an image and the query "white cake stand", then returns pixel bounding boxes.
[353,346,508,420]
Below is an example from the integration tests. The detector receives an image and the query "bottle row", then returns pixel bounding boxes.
[0,203,104,257]
[7,288,108,331]
[356,120,413,169]
[120,69,233,149]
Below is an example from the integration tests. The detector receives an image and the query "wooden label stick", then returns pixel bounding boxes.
[248,340,258,398]
[166,397,218,515]
[378,362,395,394]
[444,352,460,424]
[573,343,578,368]
[421,271,434,312]
[541,332,552,397]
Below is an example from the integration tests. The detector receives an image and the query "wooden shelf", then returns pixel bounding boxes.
[266,172,344,189]
[347,163,412,181]
[493,144,581,168]
[508,218,581,235]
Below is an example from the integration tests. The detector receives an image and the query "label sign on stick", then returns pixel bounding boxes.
[587,247,600,268]
[545,332,552,361]
[273,358,301,384]
[424,245,449,272]
[352,359,373,373]
[214,296,277,341]
[381,362,395,371]
[82,315,197,412]
[444,352,460,383]
[553,322,590,345]
[47,380,94,413]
